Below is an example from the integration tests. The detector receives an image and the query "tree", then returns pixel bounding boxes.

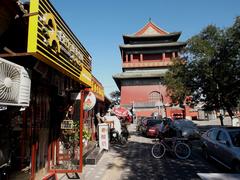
[164,58,190,106]
[164,16,240,121]
[109,90,120,107]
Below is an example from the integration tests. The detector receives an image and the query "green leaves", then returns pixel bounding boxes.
[164,58,190,104]
[165,16,240,114]
[110,90,120,106]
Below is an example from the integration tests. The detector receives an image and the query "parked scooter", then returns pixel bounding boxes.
[110,127,127,145]
[121,124,129,142]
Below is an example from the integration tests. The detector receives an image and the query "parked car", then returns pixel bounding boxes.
[141,118,162,137]
[201,127,240,172]
[136,117,150,132]
[172,119,200,140]
[137,117,151,133]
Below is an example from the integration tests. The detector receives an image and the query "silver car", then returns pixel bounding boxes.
[201,127,240,172]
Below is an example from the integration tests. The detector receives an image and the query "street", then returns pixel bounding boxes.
[80,123,230,180]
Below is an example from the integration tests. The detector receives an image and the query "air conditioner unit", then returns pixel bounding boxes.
[0,57,31,106]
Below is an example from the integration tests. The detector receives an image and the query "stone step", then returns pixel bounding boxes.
[83,141,97,163]
[84,147,104,165]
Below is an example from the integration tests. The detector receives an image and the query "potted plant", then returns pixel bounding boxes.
[83,129,91,146]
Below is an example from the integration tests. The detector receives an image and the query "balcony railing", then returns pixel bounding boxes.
[123,61,172,68]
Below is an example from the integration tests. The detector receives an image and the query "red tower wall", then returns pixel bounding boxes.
[120,85,171,105]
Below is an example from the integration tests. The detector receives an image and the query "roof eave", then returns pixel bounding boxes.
[120,42,187,49]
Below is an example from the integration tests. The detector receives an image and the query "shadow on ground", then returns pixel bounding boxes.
[106,127,230,180]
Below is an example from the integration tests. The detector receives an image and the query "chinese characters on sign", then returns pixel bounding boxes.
[98,123,109,150]
[61,119,74,129]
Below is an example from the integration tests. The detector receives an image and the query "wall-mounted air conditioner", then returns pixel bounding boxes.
[0,57,31,106]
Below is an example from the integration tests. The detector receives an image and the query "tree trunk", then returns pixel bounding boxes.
[219,114,224,126]
[226,106,234,119]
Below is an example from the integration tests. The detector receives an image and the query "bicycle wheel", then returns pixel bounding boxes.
[174,142,191,159]
[151,142,166,159]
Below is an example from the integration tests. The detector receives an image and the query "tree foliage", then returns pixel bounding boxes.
[164,58,190,105]
[109,90,120,107]
[164,16,240,117]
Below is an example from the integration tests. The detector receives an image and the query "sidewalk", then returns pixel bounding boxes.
[192,117,232,126]
[56,144,124,180]
[56,125,137,180]
[78,124,137,180]
[79,147,123,180]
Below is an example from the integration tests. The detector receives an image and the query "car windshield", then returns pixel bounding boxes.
[147,120,161,127]
[229,130,240,147]
[173,119,196,128]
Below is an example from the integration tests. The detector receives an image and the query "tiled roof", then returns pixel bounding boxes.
[134,21,169,36]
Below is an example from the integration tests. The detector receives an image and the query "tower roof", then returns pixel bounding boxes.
[134,21,169,36]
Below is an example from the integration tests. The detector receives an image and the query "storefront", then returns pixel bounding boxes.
[0,0,95,179]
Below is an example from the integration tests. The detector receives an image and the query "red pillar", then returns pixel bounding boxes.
[140,54,143,62]
[125,54,128,62]
[79,89,85,172]
[130,54,133,62]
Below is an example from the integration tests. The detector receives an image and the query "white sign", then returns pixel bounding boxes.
[98,123,109,150]
[84,91,96,111]
[61,119,74,129]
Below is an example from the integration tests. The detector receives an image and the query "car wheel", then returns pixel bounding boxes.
[202,147,209,160]
[233,161,240,173]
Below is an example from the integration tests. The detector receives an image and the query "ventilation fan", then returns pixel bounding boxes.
[0,57,31,106]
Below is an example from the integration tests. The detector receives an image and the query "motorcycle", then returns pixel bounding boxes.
[110,128,127,145]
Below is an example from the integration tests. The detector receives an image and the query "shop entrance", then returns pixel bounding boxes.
[48,92,84,173]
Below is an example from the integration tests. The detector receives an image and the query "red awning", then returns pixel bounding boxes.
[112,107,130,117]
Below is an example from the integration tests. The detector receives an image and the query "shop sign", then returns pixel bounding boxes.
[27,0,92,87]
[83,91,96,111]
[61,119,74,129]
[91,77,104,101]
[98,123,109,150]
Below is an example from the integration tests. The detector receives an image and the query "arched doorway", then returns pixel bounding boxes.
[148,91,166,118]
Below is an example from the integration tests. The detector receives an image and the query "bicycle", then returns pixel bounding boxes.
[151,136,191,159]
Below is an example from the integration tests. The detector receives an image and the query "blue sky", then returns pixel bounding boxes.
[50,0,240,98]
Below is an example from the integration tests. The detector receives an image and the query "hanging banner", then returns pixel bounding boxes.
[83,91,96,111]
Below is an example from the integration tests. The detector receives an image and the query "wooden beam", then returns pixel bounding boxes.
[0,52,32,57]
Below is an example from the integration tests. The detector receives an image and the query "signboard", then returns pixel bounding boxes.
[60,119,73,129]
[27,0,92,87]
[83,91,96,111]
[91,76,104,101]
[98,123,109,150]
